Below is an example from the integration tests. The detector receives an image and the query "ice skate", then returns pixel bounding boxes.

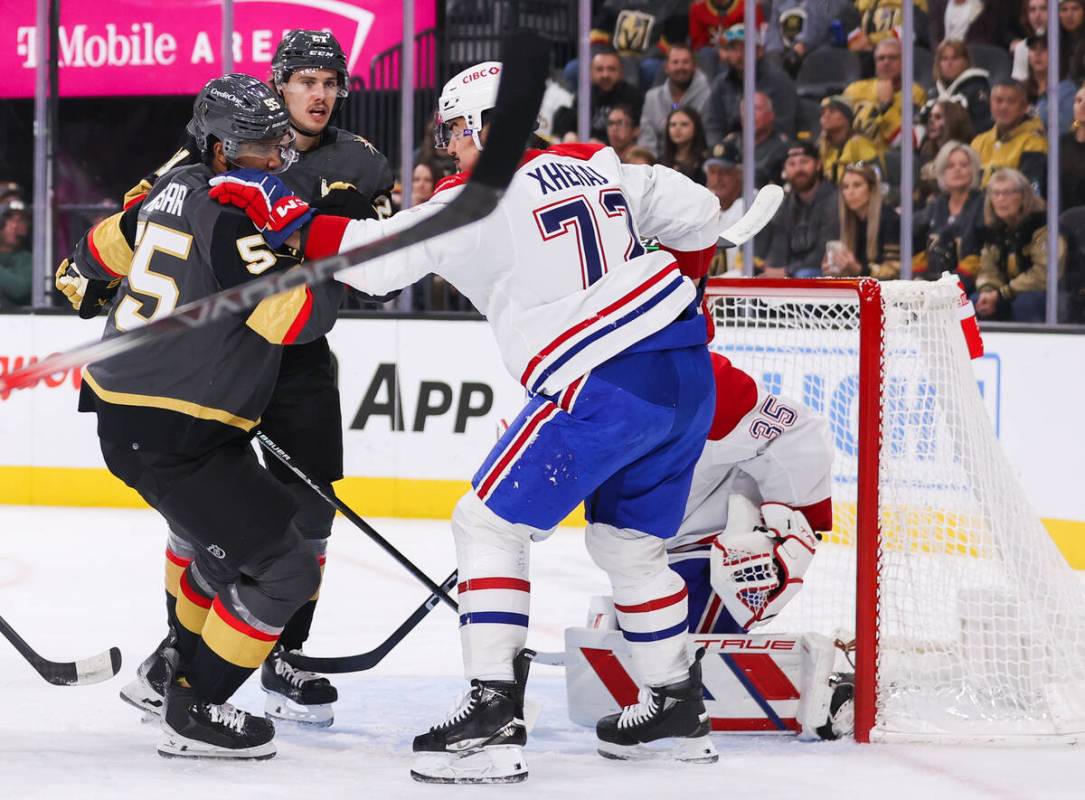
[410,649,535,784]
[118,635,170,719]
[156,648,276,760]
[596,650,718,763]
[816,672,855,741]
[261,645,337,727]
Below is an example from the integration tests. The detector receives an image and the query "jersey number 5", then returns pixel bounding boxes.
[114,222,190,331]
[533,189,645,289]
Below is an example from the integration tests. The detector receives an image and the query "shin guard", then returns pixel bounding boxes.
[452,492,533,682]
[585,522,691,687]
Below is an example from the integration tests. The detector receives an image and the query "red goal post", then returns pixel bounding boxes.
[703,275,1085,744]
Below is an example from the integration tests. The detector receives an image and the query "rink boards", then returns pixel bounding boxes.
[0,313,1082,565]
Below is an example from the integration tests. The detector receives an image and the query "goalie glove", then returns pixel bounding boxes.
[208,169,313,249]
[54,258,121,319]
[709,495,819,630]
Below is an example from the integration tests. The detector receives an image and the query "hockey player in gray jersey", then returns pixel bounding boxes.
[58,30,394,728]
[68,74,340,760]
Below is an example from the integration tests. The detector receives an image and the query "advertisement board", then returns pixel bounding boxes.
[0,315,1082,561]
[4,0,436,98]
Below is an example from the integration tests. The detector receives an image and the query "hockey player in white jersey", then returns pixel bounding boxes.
[208,60,778,782]
[671,351,833,636]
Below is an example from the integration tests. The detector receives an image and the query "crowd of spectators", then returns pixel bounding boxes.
[540,0,1085,323]
[4,0,1085,321]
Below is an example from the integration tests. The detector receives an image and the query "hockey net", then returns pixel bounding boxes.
[705,274,1085,743]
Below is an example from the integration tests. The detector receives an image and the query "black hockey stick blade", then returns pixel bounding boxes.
[256,430,459,611]
[718,184,784,248]
[0,614,122,686]
[283,571,458,674]
[0,31,550,395]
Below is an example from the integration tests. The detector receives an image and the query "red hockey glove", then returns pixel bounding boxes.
[209,169,313,249]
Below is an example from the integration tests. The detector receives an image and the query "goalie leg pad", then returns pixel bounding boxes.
[563,626,839,737]
[452,492,534,682]
[585,523,690,687]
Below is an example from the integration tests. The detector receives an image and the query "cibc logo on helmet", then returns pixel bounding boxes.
[462,65,500,84]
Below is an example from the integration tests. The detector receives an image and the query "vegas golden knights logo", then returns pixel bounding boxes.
[613,10,656,54]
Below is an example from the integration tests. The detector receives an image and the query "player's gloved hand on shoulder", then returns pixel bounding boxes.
[55,258,121,319]
[209,168,313,249]
[310,181,377,219]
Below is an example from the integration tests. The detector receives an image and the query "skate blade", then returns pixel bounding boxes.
[263,691,334,728]
[410,745,528,784]
[157,729,276,761]
[597,735,718,764]
[118,679,163,720]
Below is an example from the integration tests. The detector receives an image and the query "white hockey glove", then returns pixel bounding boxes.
[709,496,820,630]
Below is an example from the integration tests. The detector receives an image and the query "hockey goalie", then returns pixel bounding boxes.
[561,351,853,740]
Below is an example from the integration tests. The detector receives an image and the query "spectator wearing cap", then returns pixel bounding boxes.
[552,47,643,142]
[816,95,882,183]
[638,44,712,157]
[0,199,32,308]
[762,140,841,277]
[606,103,642,162]
[843,38,927,153]
[921,40,992,135]
[703,23,797,147]
[722,91,790,187]
[703,141,747,272]
[970,79,1047,193]
[826,162,901,280]
[660,107,709,185]
[1026,35,1075,134]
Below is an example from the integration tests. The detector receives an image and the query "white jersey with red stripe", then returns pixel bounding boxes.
[326,142,723,394]
[669,353,835,559]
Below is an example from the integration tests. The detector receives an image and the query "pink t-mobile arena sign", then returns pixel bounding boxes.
[5,0,435,98]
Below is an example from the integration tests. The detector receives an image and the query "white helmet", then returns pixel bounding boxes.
[434,61,502,151]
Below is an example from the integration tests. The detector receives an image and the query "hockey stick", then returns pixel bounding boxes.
[255,429,458,611]
[283,571,458,674]
[0,613,121,686]
[718,184,784,248]
[0,30,550,395]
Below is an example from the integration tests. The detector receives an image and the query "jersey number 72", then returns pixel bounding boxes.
[533,189,646,289]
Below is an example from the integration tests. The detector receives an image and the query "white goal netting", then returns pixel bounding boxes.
[706,274,1085,743]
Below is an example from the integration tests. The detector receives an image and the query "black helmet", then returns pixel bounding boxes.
[272,29,349,99]
[190,74,296,171]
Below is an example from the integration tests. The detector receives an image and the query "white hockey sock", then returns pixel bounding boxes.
[452,492,534,682]
[586,522,691,687]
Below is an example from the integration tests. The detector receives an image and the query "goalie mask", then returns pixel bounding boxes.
[434,61,502,151]
[709,496,820,630]
[190,74,297,173]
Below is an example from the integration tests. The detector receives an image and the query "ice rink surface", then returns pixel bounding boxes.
[2,505,1084,800]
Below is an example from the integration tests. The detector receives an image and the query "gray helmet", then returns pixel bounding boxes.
[272,29,349,98]
[190,74,296,170]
